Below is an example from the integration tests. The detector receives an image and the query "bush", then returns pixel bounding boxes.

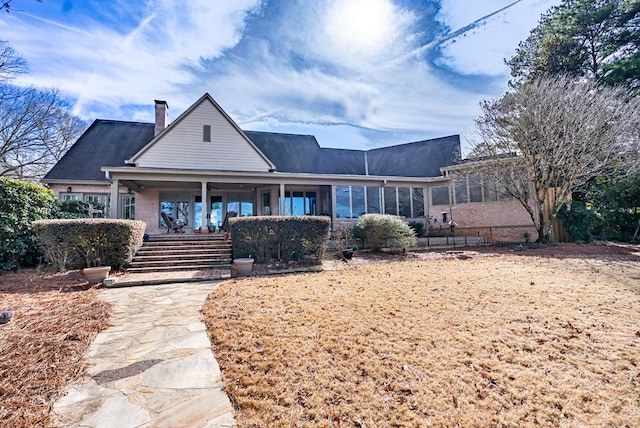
[32,219,146,271]
[230,216,331,263]
[0,178,58,271]
[356,214,416,252]
[408,221,426,238]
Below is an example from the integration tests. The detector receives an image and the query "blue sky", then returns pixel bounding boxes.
[1,0,559,153]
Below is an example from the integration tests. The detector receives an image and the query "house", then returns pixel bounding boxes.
[43,93,535,241]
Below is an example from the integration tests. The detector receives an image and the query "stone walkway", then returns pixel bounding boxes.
[53,281,235,428]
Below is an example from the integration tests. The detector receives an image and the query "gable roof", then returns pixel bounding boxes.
[43,120,153,182]
[127,93,275,171]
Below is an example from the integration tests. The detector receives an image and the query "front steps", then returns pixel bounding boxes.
[127,234,232,273]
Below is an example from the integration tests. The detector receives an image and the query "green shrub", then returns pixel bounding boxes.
[230,216,331,263]
[32,219,146,271]
[355,214,416,252]
[0,177,57,271]
[408,221,426,238]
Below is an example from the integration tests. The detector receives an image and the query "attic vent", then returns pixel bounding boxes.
[203,125,211,142]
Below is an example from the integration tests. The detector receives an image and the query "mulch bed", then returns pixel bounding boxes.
[0,269,111,427]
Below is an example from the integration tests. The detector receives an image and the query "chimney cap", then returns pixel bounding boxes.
[154,99,168,107]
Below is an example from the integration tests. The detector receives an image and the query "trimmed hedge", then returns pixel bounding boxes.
[32,219,146,271]
[0,177,58,271]
[356,214,417,252]
[230,216,331,263]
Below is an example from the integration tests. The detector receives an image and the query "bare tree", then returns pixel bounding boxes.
[471,75,640,242]
[0,41,84,181]
[0,41,28,82]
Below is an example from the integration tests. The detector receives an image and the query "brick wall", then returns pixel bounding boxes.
[430,199,537,243]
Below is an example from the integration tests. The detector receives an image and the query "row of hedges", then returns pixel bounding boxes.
[32,219,146,271]
[230,216,331,263]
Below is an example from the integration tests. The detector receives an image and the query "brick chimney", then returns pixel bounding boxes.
[154,100,168,136]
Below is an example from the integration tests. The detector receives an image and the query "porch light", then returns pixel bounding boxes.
[67,186,72,193]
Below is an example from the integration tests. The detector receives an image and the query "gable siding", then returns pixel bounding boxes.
[135,101,271,172]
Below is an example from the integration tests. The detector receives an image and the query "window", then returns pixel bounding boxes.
[351,186,366,217]
[227,192,254,216]
[384,187,397,215]
[398,187,411,218]
[431,186,450,206]
[284,191,317,216]
[366,187,381,214]
[203,125,211,142]
[412,188,425,218]
[468,174,483,203]
[455,177,468,204]
[160,192,190,227]
[122,195,135,219]
[483,179,497,202]
[60,192,82,201]
[262,192,271,215]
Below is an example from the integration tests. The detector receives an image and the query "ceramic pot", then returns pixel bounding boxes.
[233,258,254,276]
[83,266,111,285]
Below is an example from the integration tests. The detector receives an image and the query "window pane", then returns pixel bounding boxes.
[160,201,175,227]
[240,202,254,216]
[482,178,497,202]
[351,186,365,217]
[384,187,397,215]
[398,187,411,218]
[203,125,211,142]
[122,195,135,220]
[431,187,449,205]
[412,188,425,218]
[210,196,223,225]
[469,173,482,203]
[455,177,468,204]
[336,186,351,218]
[366,187,381,213]
[292,191,305,216]
[305,192,317,215]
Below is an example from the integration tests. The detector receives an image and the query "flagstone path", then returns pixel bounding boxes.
[53,281,235,428]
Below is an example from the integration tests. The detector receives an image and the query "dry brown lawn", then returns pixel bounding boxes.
[0,269,110,427]
[203,244,640,427]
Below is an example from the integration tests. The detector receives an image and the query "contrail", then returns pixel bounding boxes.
[385,0,525,68]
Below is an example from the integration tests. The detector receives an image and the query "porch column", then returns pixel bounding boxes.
[331,185,337,224]
[201,181,208,227]
[110,179,119,219]
[279,183,285,215]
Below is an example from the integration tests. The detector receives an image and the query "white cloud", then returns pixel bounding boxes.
[0,0,560,153]
[1,0,263,117]
[435,0,559,76]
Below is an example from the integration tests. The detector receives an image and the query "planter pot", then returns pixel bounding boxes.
[83,266,111,285]
[233,258,254,276]
[208,226,216,233]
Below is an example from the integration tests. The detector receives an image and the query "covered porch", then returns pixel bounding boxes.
[104,167,449,235]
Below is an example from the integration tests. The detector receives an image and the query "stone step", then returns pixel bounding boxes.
[132,254,231,262]
[129,257,232,266]
[142,240,231,246]
[129,235,233,274]
[126,263,232,273]
[136,248,231,256]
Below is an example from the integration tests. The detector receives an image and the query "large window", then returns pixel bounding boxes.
[160,192,190,227]
[227,192,254,217]
[284,191,317,216]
